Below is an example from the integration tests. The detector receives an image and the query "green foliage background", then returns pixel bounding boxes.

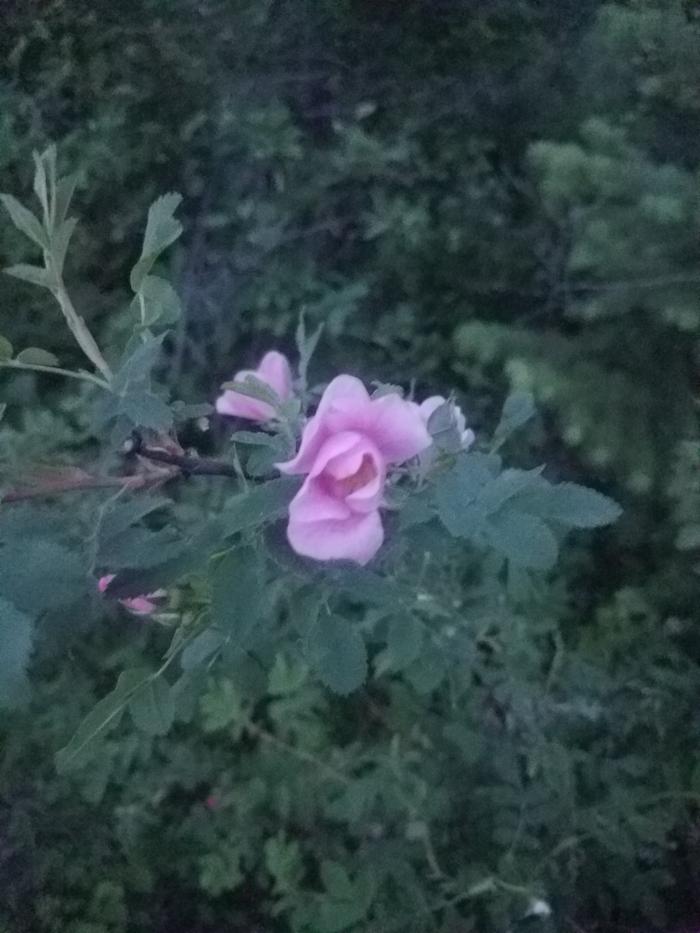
[2,1,700,931]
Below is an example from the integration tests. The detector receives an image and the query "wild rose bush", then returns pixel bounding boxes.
[0,149,634,930]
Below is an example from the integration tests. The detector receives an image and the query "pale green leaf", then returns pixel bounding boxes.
[130,192,183,292]
[492,390,536,450]
[4,263,53,289]
[0,336,13,360]
[54,172,79,229]
[515,481,621,529]
[486,509,558,570]
[16,347,59,367]
[51,217,77,274]
[131,274,182,328]
[0,194,49,250]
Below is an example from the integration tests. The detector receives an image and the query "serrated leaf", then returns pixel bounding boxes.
[130,193,183,292]
[15,347,59,367]
[434,454,497,537]
[492,390,536,450]
[209,546,264,650]
[120,391,173,431]
[307,613,367,695]
[220,374,280,409]
[477,467,545,514]
[0,597,33,708]
[131,275,182,328]
[486,509,558,570]
[128,676,174,735]
[0,194,49,250]
[4,263,53,289]
[515,481,621,529]
[0,336,13,360]
[221,476,300,537]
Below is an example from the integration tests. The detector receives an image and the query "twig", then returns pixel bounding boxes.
[2,470,167,503]
[128,436,238,478]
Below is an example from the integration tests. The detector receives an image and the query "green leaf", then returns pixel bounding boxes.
[131,275,182,328]
[376,614,424,674]
[434,454,498,537]
[515,481,622,529]
[15,347,59,367]
[296,310,323,388]
[486,508,558,570]
[492,390,536,450]
[32,149,50,227]
[0,336,13,360]
[0,597,33,708]
[128,676,175,736]
[0,194,49,250]
[120,391,173,431]
[220,374,280,409]
[54,172,79,230]
[55,668,150,773]
[209,546,264,650]
[51,217,77,275]
[105,522,223,599]
[130,192,183,292]
[4,264,53,289]
[307,613,367,695]
[320,861,355,900]
[477,467,545,513]
[221,476,300,537]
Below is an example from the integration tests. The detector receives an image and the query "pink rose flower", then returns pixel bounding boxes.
[98,575,165,617]
[277,375,432,564]
[216,350,293,421]
[418,395,475,449]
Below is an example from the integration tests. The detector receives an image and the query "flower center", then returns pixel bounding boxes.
[331,453,378,497]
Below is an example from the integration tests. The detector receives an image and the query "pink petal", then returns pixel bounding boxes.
[98,574,115,594]
[257,351,293,401]
[121,595,158,616]
[362,393,432,464]
[287,505,384,565]
[289,475,352,523]
[215,388,275,421]
[278,376,371,474]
